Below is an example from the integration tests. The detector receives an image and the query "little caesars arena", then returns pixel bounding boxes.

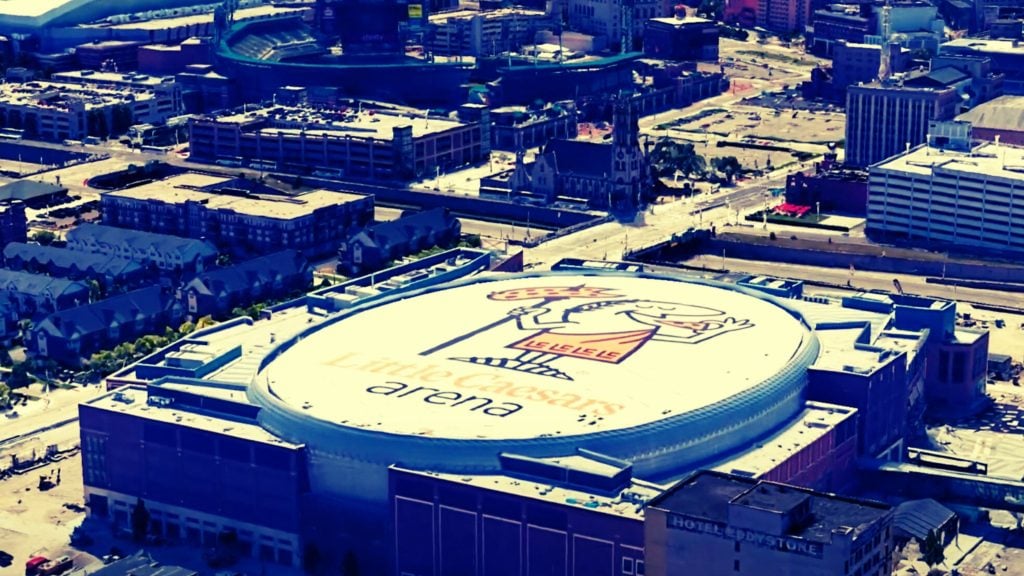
[247,273,824,543]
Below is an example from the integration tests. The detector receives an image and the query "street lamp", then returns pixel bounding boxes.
[816,201,820,220]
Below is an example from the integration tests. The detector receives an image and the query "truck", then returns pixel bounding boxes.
[25,556,48,576]
[38,555,72,576]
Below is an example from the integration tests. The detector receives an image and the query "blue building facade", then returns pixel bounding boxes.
[389,454,654,576]
[79,384,309,565]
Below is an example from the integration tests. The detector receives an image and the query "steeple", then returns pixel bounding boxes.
[610,95,644,211]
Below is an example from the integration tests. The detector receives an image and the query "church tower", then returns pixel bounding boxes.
[610,96,645,210]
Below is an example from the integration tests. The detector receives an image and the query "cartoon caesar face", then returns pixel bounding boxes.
[446,297,753,381]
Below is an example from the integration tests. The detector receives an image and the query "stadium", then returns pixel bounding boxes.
[83,254,949,570]
[215,9,473,106]
[249,273,819,506]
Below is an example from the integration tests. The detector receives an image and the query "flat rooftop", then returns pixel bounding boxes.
[943,38,1024,56]
[78,5,306,31]
[429,7,546,23]
[650,470,891,544]
[0,0,75,18]
[394,465,665,521]
[953,327,987,345]
[105,173,367,219]
[650,16,713,25]
[873,141,1024,181]
[51,70,175,87]
[84,386,301,448]
[812,333,897,376]
[112,304,330,388]
[873,329,926,363]
[154,379,249,403]
[0,81,156,110]
[212,105,468,140]
[713,401,858,478]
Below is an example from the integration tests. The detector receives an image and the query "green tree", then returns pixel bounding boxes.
[89,351,117,375]
[712,156,743,184]
[177,321,195,336]
[112,342,136,361]
[8,362,31,389]
[920,530,945,569]
[196,315,217,329]
[651,139,706,179]
[31,230,56,246]
[216,253,232,267]
[130,498,150,543]
[0,381,10,409]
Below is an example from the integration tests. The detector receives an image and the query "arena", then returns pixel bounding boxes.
[250,273,819,500]
[84,255,942,571]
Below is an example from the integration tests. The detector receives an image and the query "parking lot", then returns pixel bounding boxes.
[668,105,845,145]
[0,455,87,576]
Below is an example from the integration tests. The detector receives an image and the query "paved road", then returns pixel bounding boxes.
[683,256,1024,311]
[524,174,790,266]
[0,386,100,447]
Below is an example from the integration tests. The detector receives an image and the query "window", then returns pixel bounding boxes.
[622,557,635,574]
[636,560,645,575]
[734,559,741,572]
[735,541,741,552]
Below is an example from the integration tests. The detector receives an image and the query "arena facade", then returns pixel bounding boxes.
[80,253,952,572]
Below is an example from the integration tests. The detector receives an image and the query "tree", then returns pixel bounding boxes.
[216,253,233,267]
[130,498,150,543]
[8,362,31,389]
[89,350,118,376]
[920,529,945,569]
[31,230,56,246]
[0,381,10,409]
[177,321,195,336]
[712,156,743,184]
[651,139,706,180]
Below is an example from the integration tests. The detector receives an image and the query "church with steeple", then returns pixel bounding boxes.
[516,94,650,211]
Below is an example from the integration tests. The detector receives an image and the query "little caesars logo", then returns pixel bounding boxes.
[667,514,823,558]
